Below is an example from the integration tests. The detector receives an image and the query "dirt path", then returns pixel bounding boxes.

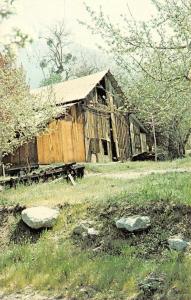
[87,167,191,180]
[0,291,65,300]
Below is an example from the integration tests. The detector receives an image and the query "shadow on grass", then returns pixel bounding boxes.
[10,219,46,244]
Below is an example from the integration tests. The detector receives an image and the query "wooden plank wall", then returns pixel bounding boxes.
[3,139,38,167]
[114,112,131,160]
[140,133,147,152]
[85,108,110,141]
[37,105,86,164]
[130,120,145,156]
[84,107,112,162]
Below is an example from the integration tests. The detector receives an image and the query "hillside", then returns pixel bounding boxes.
[0,158,191,299]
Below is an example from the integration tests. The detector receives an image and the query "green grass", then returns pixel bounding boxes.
[1,158,191,299]
[0,238,155,299]
[85,156,191,174]
[1,169,191,207]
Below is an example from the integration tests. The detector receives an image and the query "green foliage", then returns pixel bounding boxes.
[0,55,58,156]
[1,160,191,298]
[38,21,109,84]
[0,0,59,163]
[39,22,77,80]
[40,73,62,87]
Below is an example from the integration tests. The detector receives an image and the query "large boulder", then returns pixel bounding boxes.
[21,206,59,229]
[168,236,189,251]
[116,215,151,232]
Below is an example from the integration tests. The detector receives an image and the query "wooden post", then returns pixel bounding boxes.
[111,112,120,159]
[0,151,3,176]
[151,114,158,161]
[68,173,76,186]
[2,164,5,178]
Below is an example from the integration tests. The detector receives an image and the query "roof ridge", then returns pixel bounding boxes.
[32,69,109,92]
[31,69,111,105]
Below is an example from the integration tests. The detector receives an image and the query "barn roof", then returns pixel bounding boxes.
[32,70,126,105]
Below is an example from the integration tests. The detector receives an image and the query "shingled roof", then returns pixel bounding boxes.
[32,69,126,105]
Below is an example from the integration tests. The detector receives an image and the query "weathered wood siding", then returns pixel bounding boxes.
[130,118,147,156]
[84,107,112,162]
[3,139,38,166]
[130,121,141,156]
[114,112,131,160]
[37,105,85,164]
[140,133,147,152]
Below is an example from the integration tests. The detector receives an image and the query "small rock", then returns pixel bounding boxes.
[0,185,4,192]
[73,221,99,238]
[116,215,150,232]
[168,235,189,251]
[73,224,88,235]
[21,206,59,229]
[87,227,99,236]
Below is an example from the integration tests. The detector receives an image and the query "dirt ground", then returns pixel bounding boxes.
[0,290,66,300]
[71,199,191,259]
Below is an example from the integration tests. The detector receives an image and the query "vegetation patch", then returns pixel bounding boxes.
[86,200,191,259]
[1,162,191,299]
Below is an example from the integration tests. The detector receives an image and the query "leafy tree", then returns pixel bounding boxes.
[0,55,58,157]
[0,0,32,52]
[39,22,77,81]
[0,1,59,172]
[39,21,109,86]
[40,73,62,87]
[83,0,191,159]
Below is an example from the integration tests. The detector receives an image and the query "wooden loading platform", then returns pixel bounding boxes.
[0,163,85,189]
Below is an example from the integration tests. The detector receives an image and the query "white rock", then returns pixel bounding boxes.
[73,223,99,238]
[21,206,59,229]
[168,236,189,251]
[87,227,100,236]
[73,224,88,235]
[116,215,151,232]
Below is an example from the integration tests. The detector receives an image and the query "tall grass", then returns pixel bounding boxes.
[0,237,155,297]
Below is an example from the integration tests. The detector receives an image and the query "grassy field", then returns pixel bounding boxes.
[85,156,191,173]
[0,158,191,299]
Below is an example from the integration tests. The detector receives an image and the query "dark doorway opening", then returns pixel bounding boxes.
[97,78,107,105]
[101,140,108,155]
[109,118,118,161]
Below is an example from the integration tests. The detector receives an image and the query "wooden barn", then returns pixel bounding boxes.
[3,70,148,167]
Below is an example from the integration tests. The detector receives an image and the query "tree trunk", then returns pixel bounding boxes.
[151,115,157,161]
[0,151,3,176]
[183,128,191,149]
